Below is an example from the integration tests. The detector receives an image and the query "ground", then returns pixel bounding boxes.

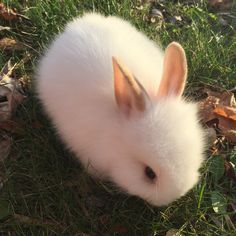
[0,0,236,235]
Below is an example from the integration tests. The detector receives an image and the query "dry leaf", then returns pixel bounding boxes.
[0,37,25,51]
[221,128,236,143]
[0,60,26,122]
[218,91,236,106]
[199,90,236,143]
[0,3,29,21]
[214,106,236,121]
[199,95,219,121]
[0,3,18,21]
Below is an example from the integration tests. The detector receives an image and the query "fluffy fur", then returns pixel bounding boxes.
[37,13,205,206]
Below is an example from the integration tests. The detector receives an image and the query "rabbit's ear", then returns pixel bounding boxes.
[157,42,187,97]
[112,57,149,117]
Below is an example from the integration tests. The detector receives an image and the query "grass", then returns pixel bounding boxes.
[0,0,236,235]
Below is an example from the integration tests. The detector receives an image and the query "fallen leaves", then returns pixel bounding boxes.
[0,37,25,51]
[0,3,18,21]
[199,87,236,187]
[200,90,236,221]
[0,60,26,121]
[0,3,29,21]
[0,60,26,187]
[199,90,236,143]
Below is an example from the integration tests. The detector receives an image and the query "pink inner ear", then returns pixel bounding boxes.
[157,42,187,98]
[112,57,149,117]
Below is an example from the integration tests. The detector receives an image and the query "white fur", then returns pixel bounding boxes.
[37,13,205,206]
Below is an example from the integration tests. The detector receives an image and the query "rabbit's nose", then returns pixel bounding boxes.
[145,166,156,181]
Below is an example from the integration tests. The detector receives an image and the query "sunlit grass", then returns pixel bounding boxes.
[0,0,235,235]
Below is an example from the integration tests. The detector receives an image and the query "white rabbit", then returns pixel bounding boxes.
[37,13,205,206]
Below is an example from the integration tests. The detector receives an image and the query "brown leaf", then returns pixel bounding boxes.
[198,95,219,121]
[0,3,19,21]
[199,90,236,143]
[220,91,236,106]
[0,61,26,122]
[0,37,25,51]
[221,128,236,143]
[0,3,29,21]
[214,106,236,121]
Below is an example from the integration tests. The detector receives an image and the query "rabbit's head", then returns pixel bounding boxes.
[109,42,205,206]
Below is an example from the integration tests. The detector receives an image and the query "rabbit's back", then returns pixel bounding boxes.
[37,13,164,167]
[38,14,164,100]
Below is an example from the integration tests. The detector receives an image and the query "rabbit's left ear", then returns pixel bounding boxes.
[112,57,149,117]
[157,42,187,97]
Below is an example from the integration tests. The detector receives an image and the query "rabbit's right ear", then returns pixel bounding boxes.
[157,42,187,97]
[112,57,149,117]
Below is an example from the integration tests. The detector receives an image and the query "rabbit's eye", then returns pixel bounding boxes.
[145,166,156,181]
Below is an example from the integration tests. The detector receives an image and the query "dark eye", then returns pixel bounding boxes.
[145,166,156,181]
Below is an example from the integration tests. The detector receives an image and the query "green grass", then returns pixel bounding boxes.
[0,0,236,235]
